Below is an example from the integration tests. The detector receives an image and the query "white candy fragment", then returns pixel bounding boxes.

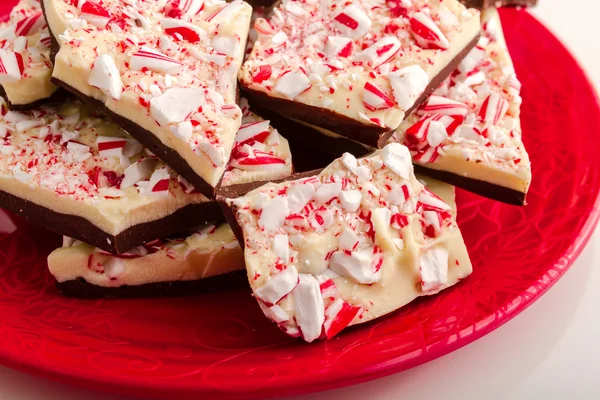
[150,88,205,125]
[273,234,290,263]
[121,158,155,189]
[388,65,429,111]
[325,36,353,58]
[341,152,358,172]
[420,247,449,294]
[352,36,400,68]
[89,55,123,100]
[338,228,359,251]
[258,196,289,233]
[274,71,312,99]
[381,143,413,180]
[426,121,448,147]
[147,168,171,197]
[292,274,325,342]
[315,182,341,204]
[329,250,379,284]
[333,5,371,39]
[287,181,316,213]
[339,189,361,212]
[255,265,299,305]
[258,301,290,324]
[212,35,238,57]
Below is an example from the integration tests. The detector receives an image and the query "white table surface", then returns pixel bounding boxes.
[2,1,599,399]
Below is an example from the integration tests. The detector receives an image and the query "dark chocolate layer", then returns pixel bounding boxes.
[0,84,68,112]
[413,164,526,206]
[0,188,224,254]
[55,271,248,299]
[242,34,480,149]
[460,0,538,8]
[252,104,373,163]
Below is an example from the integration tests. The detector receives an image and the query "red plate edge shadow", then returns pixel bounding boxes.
[0,5,599,400]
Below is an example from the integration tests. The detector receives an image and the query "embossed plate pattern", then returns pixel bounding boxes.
[0,4,599,399]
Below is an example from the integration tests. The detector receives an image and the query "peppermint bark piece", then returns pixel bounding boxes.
[394,8,531,205]
[222,143,471,342]
[240,0,481,148]
[42,0,252,197]
[0,97,222,253]
[49,224,247,298]
[0,0,60,110]
[223,98,293,186]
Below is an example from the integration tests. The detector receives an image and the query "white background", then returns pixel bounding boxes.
[1,1,599,399]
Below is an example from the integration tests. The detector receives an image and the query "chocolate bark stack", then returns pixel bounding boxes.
[0,0,537,342]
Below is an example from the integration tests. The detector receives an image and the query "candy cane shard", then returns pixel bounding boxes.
[240,0,481,147]
[394,8,531,205]
[48,223,248,298]
[43,0,253,198]
[0,0,60,109]
[221,143,471,342]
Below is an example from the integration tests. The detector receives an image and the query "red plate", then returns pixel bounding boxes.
[0,5,599,399]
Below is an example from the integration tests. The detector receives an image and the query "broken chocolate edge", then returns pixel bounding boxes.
[216,170,322,247]
[413,164,526,205]
[55,270,248,299]
[241,34,480,149]
[0,187,225,253]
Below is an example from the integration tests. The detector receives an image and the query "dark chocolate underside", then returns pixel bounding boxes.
[413,164,526,206]
[242,34,480,149]
[460,0,538,8]
[0,84,68,112]
[55,270,247,299]
[0,188,224,254]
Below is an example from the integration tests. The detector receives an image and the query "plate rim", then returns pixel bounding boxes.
[0,6,598,400]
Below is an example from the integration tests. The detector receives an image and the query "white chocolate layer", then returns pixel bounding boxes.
[44,0,252,189]
[228,144,471,342]
[241,0,480,132]
[0,0,59,106]
[49,224,244,287]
